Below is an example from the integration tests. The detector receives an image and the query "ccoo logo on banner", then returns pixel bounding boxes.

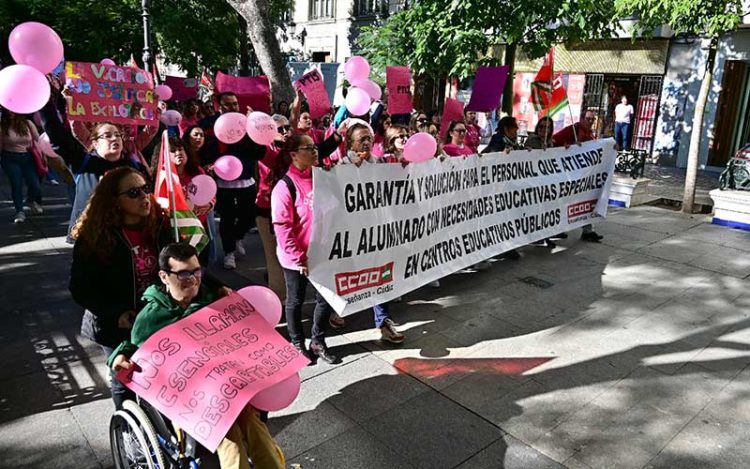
[307,139,618,315]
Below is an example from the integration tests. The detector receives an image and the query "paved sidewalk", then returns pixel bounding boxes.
[0,180,749,469]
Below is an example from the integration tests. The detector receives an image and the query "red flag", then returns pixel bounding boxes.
[198,68,215,103]
[530,49,568,117]
[154,131,209,252]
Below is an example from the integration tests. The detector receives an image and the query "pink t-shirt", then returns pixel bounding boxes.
[121,227,158,296]
[271,164,314,270]
[465,124,481,153]
[443,143,475,157]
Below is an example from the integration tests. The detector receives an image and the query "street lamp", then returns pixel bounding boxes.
[142,0,153,79]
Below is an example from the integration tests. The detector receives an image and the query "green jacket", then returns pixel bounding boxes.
[107,284,218,368]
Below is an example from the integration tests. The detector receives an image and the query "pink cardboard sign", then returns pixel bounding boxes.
[64,61,158,125]
[439,97,466,139]
[215,72,272,114]
[295,69,331,119]
[386,66,413,114]
[165,76,199,102]
[466,66,509,112]
[117,292,310,452]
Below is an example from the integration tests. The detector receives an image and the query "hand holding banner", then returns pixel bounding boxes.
[117,292,310,452]
[386,66,413,114]
[295,69,332,119]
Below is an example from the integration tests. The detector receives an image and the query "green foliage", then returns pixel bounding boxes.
[356,0,618,80]
[615,0,743,38]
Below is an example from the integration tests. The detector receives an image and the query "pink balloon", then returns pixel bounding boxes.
[237,286,282,326]
[245,112,277,146]
[186,174,217,206]
[100,58,116,66]
[0,65,51,114]
[214,155,243,181]
[344,56,370,84]
[159,109,182,127]
[403,132,438,162]
[37,133,60,158]
[358,80,382,101]
[345,87,371,116]
[155,84,173,101]
[214,112,248,144]
[250,373,301,412]
[9,22,64,74]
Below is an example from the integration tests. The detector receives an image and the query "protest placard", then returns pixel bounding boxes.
[165,76,199,101]
[307,139,618,314]
[215,72,272,113]
[117,292,309,452]
[386,66,413,114]
[294,69,331,119]
[439,98,466,139]
[64,61,158,125]
[466,66,509,112]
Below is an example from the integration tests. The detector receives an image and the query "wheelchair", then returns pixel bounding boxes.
[110,397,223,469]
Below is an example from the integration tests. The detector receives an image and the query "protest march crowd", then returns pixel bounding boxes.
[1,21,615,469]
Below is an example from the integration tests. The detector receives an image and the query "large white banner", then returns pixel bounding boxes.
[308,139,617,315]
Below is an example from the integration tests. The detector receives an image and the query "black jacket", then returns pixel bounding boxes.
[70,221,173,348]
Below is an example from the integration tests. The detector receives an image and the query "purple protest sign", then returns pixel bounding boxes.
[466,66,509,112]
[386,66,413,114]
[294,69,331,119]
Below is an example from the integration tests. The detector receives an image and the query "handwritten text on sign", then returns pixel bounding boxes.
[64,61,158,125]
[307,140,617,315]
[295,69,331,119]
[117,293,309,452]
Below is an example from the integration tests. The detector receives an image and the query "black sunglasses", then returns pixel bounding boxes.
[165,267,205,281]
[277,125,291,133]
[117,184,151,199]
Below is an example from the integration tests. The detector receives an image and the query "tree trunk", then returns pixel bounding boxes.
[501,42,516,115]
[227,0,294,105]
[682,40,717,214]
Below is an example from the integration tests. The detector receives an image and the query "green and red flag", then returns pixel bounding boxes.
[154,131,209,253]
[530,48,568,118]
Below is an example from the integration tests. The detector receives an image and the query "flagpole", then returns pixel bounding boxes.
[163,132,180,242]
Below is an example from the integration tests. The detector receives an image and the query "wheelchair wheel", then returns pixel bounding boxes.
[110,409,157,469]
[123,400,169,469]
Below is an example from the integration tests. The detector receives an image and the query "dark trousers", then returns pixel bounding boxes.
[1,151,42,213]
[215,185,256,254]
[614,122,630,150]
[100,345,135,410]
[282,268,333,346]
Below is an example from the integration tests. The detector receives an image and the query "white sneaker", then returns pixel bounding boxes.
[13,211,26,224]
[428,280,440,288]
[223,252,236,269]
[380,319,405,344]
[30,202,43,214]
[235,240,246,256]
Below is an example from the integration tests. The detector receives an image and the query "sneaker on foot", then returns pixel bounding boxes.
[581,231,604,242]
[500,249,521,260]
[550,233,568,239]
[545,238,557,248]
[428,280,441,288]
[13,211,26,224]
[235,240,246,256]
[474,260,491,270]
[223,252,237,269]
[249,227,259,234]
[293,342,314,362]
[49,179,60,185]
[380,319,405,344]
[310,342,339,364]
[329,312,346,329]
[30,202,43,214]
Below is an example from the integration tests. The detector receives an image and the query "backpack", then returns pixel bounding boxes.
[281,175,296,203]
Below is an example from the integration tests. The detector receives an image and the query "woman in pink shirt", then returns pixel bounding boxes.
[0,109,42,223]
[442,120,475,157]
[271,133,339,364]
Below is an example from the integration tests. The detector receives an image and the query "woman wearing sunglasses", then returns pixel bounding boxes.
[443,120,475,157]
[68,166,170,409]
[39,83,149,242]
[383,125,410,163]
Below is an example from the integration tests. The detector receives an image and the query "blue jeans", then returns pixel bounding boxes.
[0,151,41,213]
[614,122,630,150]
[373,303,392,328]
[100,345,136,410]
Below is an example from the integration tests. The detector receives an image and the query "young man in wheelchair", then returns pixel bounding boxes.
[108,242,285,469]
